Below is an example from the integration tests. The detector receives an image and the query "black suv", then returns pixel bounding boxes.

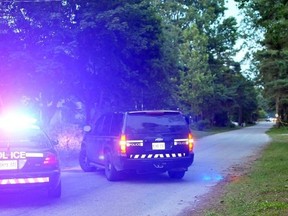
[0,124,61,198]
[79,110,194,181]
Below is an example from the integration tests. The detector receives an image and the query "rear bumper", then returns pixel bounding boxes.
[114,153,194,173]
[0,169,61,192]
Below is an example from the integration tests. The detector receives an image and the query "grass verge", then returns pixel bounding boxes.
[203,126,288,216]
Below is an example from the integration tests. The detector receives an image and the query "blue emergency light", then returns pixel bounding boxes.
[0,111,38,130]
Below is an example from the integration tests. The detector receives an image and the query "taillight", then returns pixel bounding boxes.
[119,134,127,155]
[188,133,194,152]
[173,134,194,152]
[43,152,58,166]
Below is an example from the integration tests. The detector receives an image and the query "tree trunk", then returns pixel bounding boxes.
[238,106,243,126]
[275,94,280,128]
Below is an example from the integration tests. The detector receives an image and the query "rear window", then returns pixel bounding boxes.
[0,128,51,148]
[125,112,189,134]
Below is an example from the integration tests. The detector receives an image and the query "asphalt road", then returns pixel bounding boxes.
[0,122,273,216]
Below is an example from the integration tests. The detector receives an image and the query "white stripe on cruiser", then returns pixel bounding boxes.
[2,179,8,184]
[18,179,26,184]
[25,153,44,158]
[28,178,35,183]
[0,177,49,185]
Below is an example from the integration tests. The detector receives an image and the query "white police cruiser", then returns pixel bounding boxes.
[0,113,61,198]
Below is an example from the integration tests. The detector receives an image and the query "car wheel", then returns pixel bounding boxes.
[168,171,185,179]
[48,181,61,198]
[79,148,95,172]
[104,152,119,181]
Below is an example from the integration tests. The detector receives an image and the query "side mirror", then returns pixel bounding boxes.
[185,116,190,125]
[83,125,92,132]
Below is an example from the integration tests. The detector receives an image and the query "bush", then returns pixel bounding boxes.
[228,122,237,128]
[48,123,83,158]
[258,109,267,119]
[195,119,211,131]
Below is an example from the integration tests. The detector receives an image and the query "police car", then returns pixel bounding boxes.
[79,110,194,181]
[0,113,61,198]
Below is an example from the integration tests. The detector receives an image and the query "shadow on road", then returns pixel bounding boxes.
[0,190,60,208]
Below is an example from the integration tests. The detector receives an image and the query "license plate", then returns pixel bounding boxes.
[152,142,165,150]
[0,160,18,170]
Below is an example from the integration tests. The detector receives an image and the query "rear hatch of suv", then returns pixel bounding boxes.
[122,110,193,159]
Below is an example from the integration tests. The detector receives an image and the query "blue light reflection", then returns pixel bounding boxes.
[202,173,223,182]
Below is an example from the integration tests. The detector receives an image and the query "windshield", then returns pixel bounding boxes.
[125,113,189,135]
[0,128,51,148]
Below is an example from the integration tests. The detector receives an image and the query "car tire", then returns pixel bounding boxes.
[79,148,95,172]
[48,181,61,198]
[104,152,119,181]
[168,171,185,179]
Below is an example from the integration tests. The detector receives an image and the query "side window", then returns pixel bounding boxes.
[93,115,106,135]
[110,114,124,136]
[93,113,118,136]
[102,114,113,136]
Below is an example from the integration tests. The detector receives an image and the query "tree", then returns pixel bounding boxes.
[157,0,245,126]
[0,0,261,128]
[236,0,288,124]
[179,24,214,121]
[0,0,79,124]
[0,0,180,124]
[74,1,179,116]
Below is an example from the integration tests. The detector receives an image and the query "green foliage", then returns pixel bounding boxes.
[162,0,257,126]
[258,108,268,119]
[195,119,211,131]
[76,1,168,110]
[48,123,83,158]
[179,23,214,117]
[0,0,259,129]
[236,0,288,122]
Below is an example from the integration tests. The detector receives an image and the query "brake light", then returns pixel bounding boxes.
[188,133,194,152]
[43,152,58,166]
[119,135,127,155]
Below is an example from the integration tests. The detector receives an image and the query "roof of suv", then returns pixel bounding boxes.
[127,110,182,114]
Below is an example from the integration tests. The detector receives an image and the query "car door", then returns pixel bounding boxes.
[85,115,106,163]
[108,113,124,153]
[91,114,112,164]
[95,114,113,164]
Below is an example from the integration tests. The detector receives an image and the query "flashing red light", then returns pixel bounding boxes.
[43,152,58,166]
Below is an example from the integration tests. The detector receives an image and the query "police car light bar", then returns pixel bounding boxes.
[0,111,38,130]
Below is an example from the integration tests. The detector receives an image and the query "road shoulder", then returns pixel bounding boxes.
[179,153,261,216]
